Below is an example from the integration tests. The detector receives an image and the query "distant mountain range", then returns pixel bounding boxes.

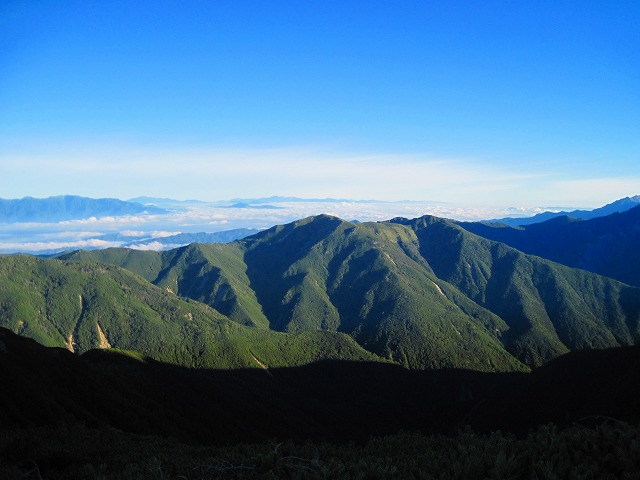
[2,194,637,226]
[128,196,206,206]
[222,202,283,210]
[230,196,358,203]
[488,195,640,226]
[459,204,640,287]
[0,195,166,222]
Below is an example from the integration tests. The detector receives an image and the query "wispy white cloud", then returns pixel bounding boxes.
[120,230,146,237]
[541,177,640,208]
[0,143,554,205]
[126,241,182,251]
[0,238,122,253]
[58,215,154,226]
[149,231,180,238]
[8,141,633,211]
[33,231,105,240]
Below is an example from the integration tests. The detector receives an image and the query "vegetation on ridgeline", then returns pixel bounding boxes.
[59,213,640,369]
[0,255,382,370]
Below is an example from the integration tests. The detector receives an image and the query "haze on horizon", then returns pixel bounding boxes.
[1,1,638,210]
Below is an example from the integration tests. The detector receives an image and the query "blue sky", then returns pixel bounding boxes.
[1,0,638,209]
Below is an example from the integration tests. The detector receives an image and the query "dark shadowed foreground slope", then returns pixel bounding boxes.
[2,328,640,479]
[467,344,640,434]
[2,327,639,443]
[0,327,511,443]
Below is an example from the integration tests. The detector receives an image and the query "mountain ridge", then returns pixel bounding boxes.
[58,211,640,369]
[0,254,384,370]
[459,204,640,287]
[488,195,640,226]
[0,195,167,222]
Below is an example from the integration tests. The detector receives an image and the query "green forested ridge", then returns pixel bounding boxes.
[56,212,640,370]
[61,215,527,371]
[0,255,382,370]
[391,215,640,366]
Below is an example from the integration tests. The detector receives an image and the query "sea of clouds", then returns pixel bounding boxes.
[0,199,560,255]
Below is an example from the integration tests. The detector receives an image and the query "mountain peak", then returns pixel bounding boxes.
[387,214,449,229]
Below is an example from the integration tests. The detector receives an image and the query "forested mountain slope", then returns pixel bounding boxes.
[390,215,640,366]
[60,213,640,369]
[0,255,381,370]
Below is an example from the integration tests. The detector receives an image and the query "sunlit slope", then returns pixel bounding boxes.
[60,213,640,370]
[237,215,525,371]
[63,243,269,328]
[64,216,527,371]
[0,255,382,369]
[391,215,640,367]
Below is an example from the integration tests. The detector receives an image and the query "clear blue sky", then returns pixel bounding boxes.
[1,0,638,208]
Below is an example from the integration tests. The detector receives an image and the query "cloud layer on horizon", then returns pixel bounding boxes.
[3,143,637,210]
[0,198,584,254]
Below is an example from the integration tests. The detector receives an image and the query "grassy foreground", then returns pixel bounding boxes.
[1,421,639,479]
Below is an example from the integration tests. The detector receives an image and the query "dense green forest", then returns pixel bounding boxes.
[0,254,383,370]
[58,213,640,369]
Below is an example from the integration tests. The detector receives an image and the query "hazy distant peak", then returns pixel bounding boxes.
[0,195,167,223]
[487,195,640,226]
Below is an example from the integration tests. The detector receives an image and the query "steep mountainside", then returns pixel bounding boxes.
[61,214,640,369]
[62,217,525,371]
[0,255,382,370]
[458,205,640,287]
[390,215,640,366]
